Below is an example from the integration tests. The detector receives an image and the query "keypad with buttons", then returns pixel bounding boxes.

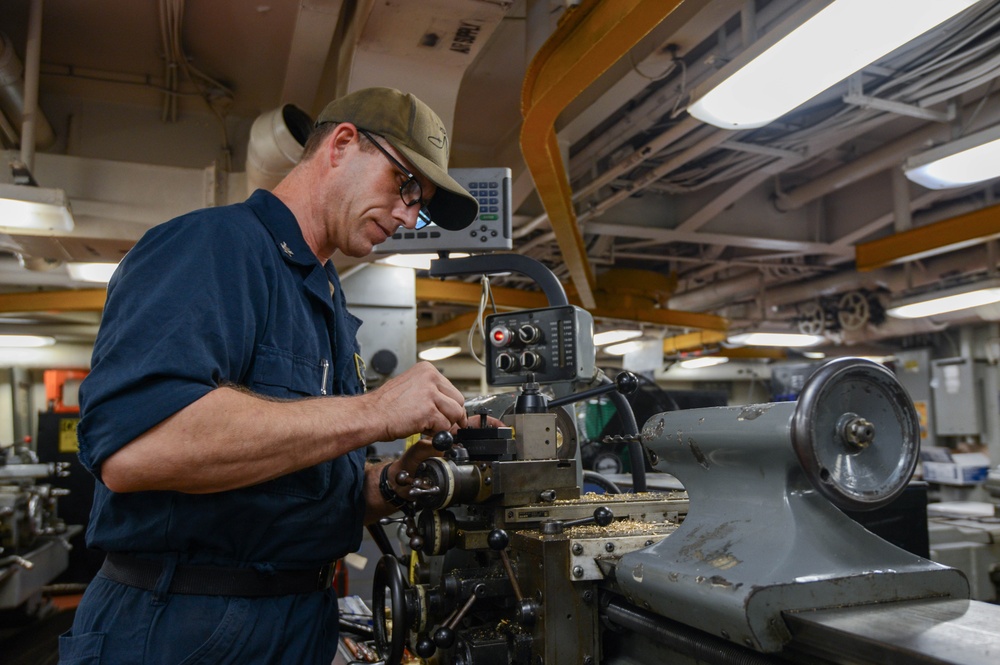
[373,167,512,254]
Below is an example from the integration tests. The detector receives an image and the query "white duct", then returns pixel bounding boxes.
[0,31,54,151]
[245,104,313,195]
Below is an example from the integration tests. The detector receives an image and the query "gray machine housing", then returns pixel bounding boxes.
[373,167,512,254]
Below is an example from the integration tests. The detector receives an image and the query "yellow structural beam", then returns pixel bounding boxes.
[0,289,106,313]
[856,202,1000,271]
[417,312,480,345]
[520,0,687,309]
[663,330,728,354]
[416,279,550,310]
[596,306,727,332]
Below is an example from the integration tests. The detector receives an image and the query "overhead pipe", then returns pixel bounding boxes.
[0,28,55,155]
[774,97,1000,212]
[520,0,688,309]
[673,238,997,316]
[19,0,45,172]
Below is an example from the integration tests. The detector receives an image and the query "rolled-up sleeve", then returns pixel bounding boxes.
[77,211,269,478]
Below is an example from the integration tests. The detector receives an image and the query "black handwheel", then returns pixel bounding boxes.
[372,554,409,665]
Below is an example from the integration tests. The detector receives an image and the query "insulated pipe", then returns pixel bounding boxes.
[0,33,54,152]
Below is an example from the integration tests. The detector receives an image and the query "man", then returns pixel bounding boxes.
[59,87,479,663]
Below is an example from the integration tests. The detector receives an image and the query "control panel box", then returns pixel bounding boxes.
[485,305,595,386]
[374,167,512,254]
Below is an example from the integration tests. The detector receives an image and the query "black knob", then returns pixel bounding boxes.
[593,506,614,527]
[496,352,518,372]
[432,431,454,451]
[416,636,436,658]
[615,371,639,395]
[434,626,456,648]
[517,323,540,344]
[520,351,540,370]
[487,529,510,550]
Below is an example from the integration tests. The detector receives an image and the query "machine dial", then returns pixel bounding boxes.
[517,323,541,344]
[495,352,518,372]
[519,351,541,370]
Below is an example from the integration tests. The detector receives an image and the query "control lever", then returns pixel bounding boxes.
[488,529,538,625]
[547,371,638,408]
[540,506,614,535]
[415,582,486,657]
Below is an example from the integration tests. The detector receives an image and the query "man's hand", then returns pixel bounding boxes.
[367,361,468,442]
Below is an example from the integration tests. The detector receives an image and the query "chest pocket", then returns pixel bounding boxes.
[249,344,331,499]
[251,344,326,398]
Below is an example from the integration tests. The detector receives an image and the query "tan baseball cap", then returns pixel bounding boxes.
[316,87,478,231]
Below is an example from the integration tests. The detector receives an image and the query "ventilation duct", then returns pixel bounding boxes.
[245,104,313,195]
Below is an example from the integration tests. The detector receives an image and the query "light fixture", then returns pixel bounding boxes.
[0,183,75,232]
[679,356,729,369]
[688,0,979,130]
[0,334,55,348]
[379,253,469,271]
[67,261,119,284]
[604,340,644,356]
[418,345,462,361]
[594,329,642,346]
[728,332,825,347]
[904,124,1000,189]
[887,279,1000,319]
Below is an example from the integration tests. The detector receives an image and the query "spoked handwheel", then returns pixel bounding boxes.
[372,554,411,665]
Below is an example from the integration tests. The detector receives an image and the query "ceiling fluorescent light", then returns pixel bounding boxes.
[0,183,75,232]
[604,340,644,356]
[418,345,462,361]
[0,334,55,348]
[728,332,825,347]
[379,253,469,270]
[887,279,1000,319]
[688,0,979,130]
[904,124,1000,189]
[594,329,642,346]
[67,262,119,284]
[679,356,729,369]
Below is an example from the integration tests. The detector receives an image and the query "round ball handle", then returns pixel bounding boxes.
[433,626,456,649]
[615,371,639,395]
[593,506,614,527]
[432,431,455,452]
[487,528,510,551]
[372,554,409,665]
[415,636,436,659]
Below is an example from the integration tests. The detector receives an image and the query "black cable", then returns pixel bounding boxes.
[583,470,622,494]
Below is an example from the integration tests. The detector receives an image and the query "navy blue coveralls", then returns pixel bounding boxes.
[59,190,367,664]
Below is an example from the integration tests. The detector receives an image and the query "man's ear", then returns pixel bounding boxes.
[327,123,359,167]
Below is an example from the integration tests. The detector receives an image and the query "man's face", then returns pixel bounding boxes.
[339,133,436,258]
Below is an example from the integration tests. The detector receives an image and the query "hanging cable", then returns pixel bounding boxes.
[467,275,497,367]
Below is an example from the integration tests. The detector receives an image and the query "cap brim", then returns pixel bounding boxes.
[388,141,479,231]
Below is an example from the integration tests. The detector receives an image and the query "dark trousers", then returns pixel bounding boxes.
[58,571,340,664]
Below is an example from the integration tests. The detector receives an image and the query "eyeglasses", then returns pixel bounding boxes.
[359,129,432,229]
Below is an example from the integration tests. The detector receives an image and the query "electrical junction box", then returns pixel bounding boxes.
[931,357,986,436]
[485,305,594,387]
[373,167,512,254]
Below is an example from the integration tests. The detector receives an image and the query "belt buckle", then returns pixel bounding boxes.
[318,562,335,590]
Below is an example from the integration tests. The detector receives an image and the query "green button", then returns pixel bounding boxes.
[480,214,499,221]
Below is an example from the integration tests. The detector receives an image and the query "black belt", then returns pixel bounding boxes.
[101,553,336,597]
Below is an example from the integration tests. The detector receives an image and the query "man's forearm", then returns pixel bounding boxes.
[100,386,380,494]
